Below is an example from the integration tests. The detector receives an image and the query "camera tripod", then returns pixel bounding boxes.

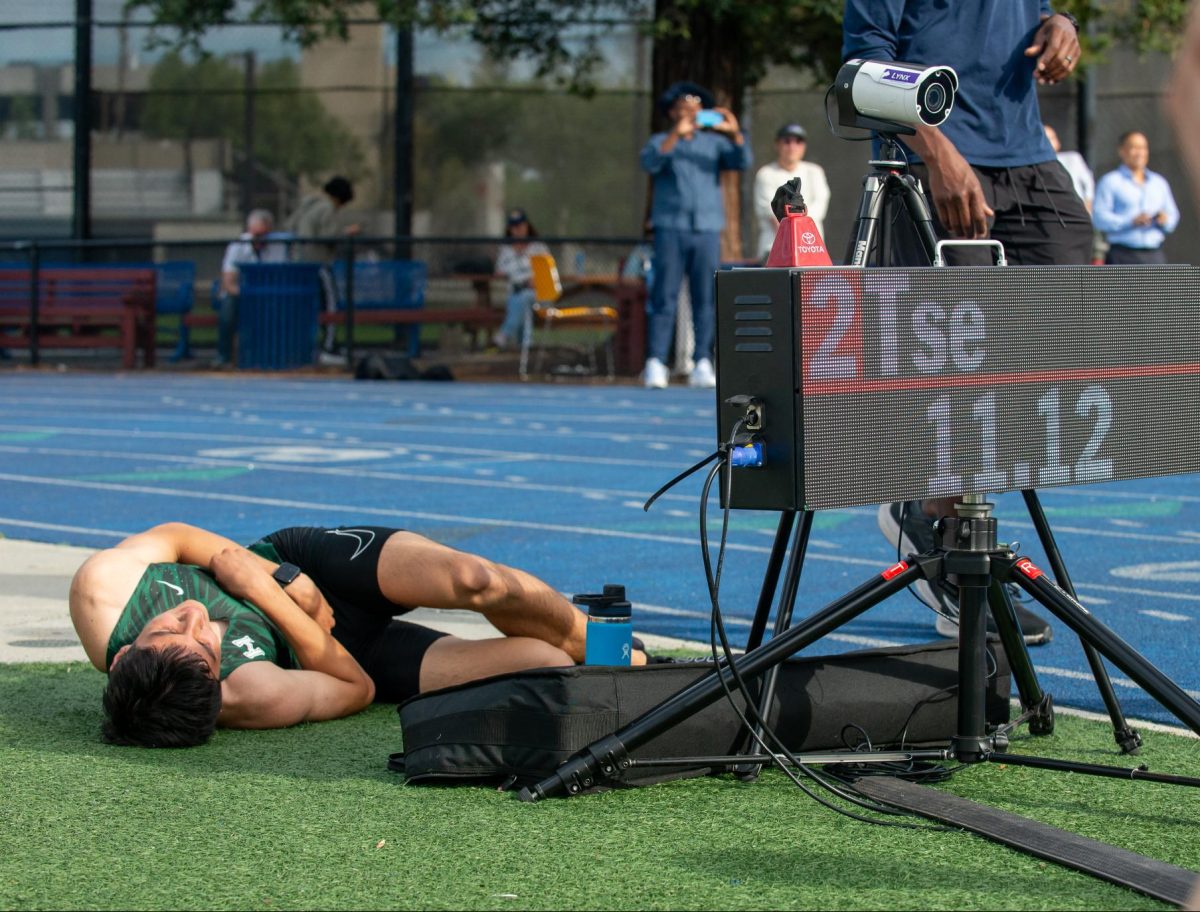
[520,490,1200,802]
[517,144,1200,898]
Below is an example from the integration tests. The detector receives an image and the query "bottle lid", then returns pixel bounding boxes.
[572,583,632,619]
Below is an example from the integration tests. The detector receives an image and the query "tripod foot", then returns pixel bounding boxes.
[516,734,631,802]
[1028,693,1056,736]
[1115,726,1143,756]
[732,765,762,783]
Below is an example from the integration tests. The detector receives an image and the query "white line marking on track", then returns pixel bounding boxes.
[0,516,132,538]
[1075,582,1200,603]
[1139,609,1192,622]
[636,617,1200,729]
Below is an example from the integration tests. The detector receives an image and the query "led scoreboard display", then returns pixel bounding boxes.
[715,265,1200,511]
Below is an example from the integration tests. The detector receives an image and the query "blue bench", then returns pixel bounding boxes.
[329,260,426,356]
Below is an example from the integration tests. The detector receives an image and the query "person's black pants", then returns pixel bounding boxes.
[1105,244,1166,265]
[879,160,1093,267]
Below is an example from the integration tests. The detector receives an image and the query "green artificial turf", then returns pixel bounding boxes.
[1,662,1197,911]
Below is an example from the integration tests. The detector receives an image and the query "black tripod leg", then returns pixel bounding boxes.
[737,510,814,779]
[1021,490,1142,753]
[845,174,888,266]
[987,580,1054,734]
[954,573,992,761]
[1007,557,1200,735]
[519,560,930,800]
[743,511,797,653]
[897,173,941,264]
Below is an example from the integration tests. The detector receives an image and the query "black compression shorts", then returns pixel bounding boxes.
[263,525,449,703]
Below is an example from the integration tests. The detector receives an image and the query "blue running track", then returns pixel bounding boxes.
[0,372,1197,726]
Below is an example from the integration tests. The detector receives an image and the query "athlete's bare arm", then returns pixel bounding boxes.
[207,546,374,727]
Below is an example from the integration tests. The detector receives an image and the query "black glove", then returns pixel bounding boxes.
[771,177,808,221]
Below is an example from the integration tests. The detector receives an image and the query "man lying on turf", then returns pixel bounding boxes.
[70,522,646,747]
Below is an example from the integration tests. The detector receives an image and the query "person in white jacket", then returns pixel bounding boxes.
[753,123,831,259]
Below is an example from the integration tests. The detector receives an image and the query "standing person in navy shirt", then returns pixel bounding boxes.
[1093,131,1180,264]
[640,82,751,389]
[844,1,1094,646]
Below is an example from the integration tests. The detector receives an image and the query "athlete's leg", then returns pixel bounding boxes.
[374,531,646,665]
[375,532,584,661]
[418,635,573,692]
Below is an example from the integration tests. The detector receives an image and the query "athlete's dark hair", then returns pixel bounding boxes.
[102,645,221,748]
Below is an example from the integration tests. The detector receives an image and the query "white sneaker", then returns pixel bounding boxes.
[643,357,669,388]
[688,358,716,389]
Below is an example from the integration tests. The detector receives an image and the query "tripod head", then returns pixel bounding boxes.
[869,132,911,171]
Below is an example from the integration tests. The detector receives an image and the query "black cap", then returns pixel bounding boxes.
[776,123,807,141]
[505,207,529,227]
[659,81,715,115]
[572,584,632,619]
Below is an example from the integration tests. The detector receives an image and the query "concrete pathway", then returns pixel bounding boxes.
[0,537,685,664]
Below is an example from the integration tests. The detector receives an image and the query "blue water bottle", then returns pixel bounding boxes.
[575,584,633,666]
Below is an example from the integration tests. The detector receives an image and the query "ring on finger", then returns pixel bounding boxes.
[1065,55,1074,63]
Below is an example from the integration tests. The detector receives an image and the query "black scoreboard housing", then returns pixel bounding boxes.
[715,264,1200,512]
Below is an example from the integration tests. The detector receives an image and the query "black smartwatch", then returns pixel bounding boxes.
[1055,10,1080,33]
[272,562,302,588]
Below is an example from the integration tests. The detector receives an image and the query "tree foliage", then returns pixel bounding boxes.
[127,0,1192,100]
[141,51,364,182]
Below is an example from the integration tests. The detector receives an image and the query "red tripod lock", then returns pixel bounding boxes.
[765,206,832,268]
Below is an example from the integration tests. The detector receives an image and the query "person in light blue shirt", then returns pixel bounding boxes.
[639,81,751,389]
[1093,131,1180,264]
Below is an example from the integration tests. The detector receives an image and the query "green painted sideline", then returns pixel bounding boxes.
[1,663,1195,911]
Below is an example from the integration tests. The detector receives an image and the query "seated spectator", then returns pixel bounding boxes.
[213,209,290,368]
[492,208,550,351]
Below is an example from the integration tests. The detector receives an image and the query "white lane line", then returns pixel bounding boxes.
[0,471,912,571]
[0,423,687,469]
[1035,703,1197,739]
[5,470,1197,593]
[0,516,133,538]
[634,602,897,649]
[0,472,781,555]
[1036,663,1200,700]
[0,409,713,447]
[633,615,1200,734]
[1140,609,1193,622]
[1039,487,1200,506]
[1075,582,1200,604]
[1005,518,1200,546]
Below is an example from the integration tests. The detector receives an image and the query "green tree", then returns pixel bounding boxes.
[141,50,365,206]
[127,1,1193,95]
[129,0,1190,250]
[6,95,41,140]
[252,58,366,182]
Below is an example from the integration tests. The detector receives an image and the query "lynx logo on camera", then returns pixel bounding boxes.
[882,68,919,84]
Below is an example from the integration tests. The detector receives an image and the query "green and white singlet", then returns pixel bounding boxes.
[105,543,296,679]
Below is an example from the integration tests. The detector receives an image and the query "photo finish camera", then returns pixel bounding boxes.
[835,59,958,133]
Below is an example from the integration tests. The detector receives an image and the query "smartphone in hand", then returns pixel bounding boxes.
[695,110,725,129]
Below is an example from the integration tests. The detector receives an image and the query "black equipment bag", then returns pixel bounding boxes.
[391,640,1011,789]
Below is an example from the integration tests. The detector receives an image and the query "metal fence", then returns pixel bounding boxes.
[0,233,646,370]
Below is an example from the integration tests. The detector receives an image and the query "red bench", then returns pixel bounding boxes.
[0,267,157,369]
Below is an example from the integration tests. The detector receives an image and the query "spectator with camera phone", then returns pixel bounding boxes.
[639,81,751,390]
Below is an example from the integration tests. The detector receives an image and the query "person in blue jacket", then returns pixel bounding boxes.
[843,1,1093,645]
[639,81,751,390]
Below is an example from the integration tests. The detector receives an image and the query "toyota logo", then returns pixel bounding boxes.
[801,232,816,245]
